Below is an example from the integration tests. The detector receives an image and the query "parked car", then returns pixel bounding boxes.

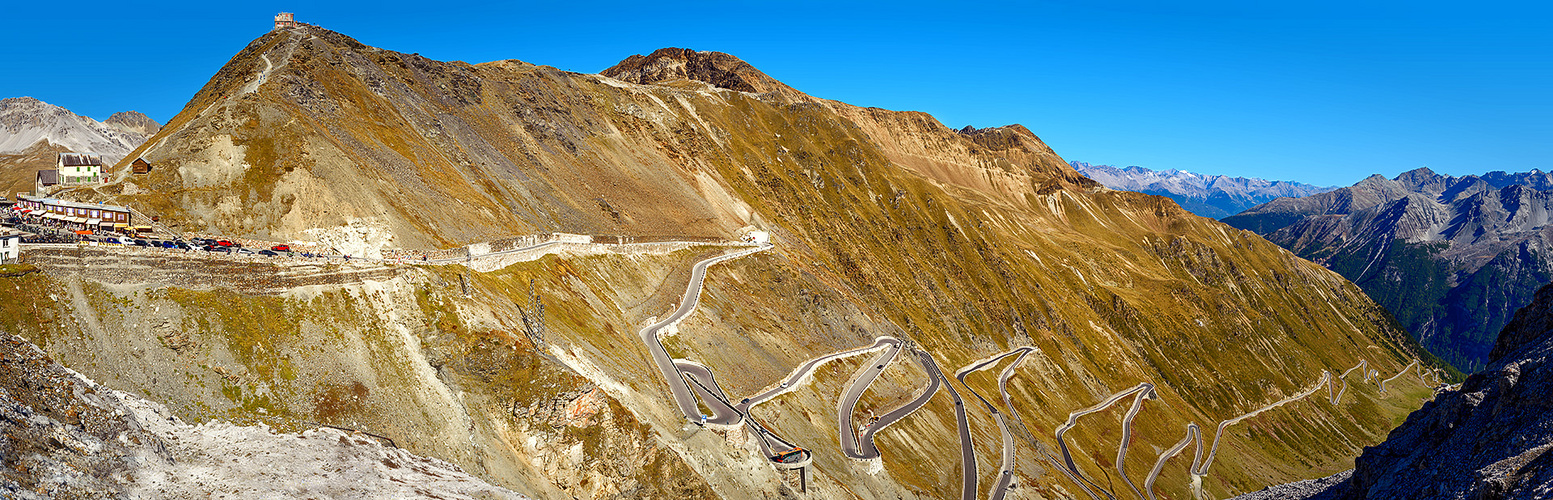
[133,240,149,247]
[159,241,177,249]
[271,244,290,252]
[258,250,278,257]
[216,240,234,247]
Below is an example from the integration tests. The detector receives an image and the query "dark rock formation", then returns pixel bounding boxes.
[601,47,809,101]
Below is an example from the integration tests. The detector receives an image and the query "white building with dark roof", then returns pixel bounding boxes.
[56,153,103,185]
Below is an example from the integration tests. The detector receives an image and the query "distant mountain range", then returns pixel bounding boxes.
[1071,161,1336,219]
[1224,167,1553,371]
[0,96,159,166]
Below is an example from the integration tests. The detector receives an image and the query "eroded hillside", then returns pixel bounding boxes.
[12,25,1450,499]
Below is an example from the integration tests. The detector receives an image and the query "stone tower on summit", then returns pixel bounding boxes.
[273,12,299,30]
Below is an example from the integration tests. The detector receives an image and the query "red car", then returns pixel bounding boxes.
[271,245,290,252]
[216,240,234,247]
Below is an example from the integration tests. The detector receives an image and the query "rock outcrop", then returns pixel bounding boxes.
[104,111,161,136]
[0,332,527,499]
[601,47,809,101]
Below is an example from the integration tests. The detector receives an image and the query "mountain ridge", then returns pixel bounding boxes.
[0,96,159,166]
[1071,161,1335,218]
[1224,167,1553,370]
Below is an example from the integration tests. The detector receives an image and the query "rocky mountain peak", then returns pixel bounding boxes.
[601,48,807,100]
[0,96,152,164]
[103,111,160,136]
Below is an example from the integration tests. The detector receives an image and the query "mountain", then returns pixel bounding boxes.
[0,97,159,166]
[1224,168,1553,371]
[1072,161,1336,219]
[104,110,161,136]
[7,24,1447,499]
[1240,282,1553,499]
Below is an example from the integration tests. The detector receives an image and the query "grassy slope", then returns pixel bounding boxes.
[26,27,1451,499]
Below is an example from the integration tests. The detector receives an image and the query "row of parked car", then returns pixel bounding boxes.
[110,237,312,257]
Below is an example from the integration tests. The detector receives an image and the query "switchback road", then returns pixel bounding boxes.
[1377,360,1418,394]
[955,347,1036,500]
[1054,383,1157,500]
[836,341,904,459]
[638,243,770,424]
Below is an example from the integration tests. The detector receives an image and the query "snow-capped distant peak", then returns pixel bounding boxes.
[1071,161,1336,219]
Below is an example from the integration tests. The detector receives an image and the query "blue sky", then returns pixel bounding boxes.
[2,1,1548,187]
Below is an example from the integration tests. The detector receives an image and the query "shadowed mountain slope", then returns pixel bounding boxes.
[1225,168,1553,371]
[1243,282,1553,499]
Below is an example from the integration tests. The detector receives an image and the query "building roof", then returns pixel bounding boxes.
[58,153,103,167]
[15,194,129,213]
[35,170,57,186]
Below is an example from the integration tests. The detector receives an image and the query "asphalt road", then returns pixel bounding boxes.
[1188,371,1332,499]
[737,337,899,416]
[836,341,903,459]
[1116,387,1157,500]
[916,350,978,500]
[954,347,1035,500]
[637,243,771,424]
[1378,360,1419,394]
[1327,360,1370,405]
[1053,382,1157,500]
[1145,423,1202,500]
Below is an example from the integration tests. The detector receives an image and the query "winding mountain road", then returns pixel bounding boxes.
[955,347,1036,500]
[1146,423,1201,500]
[837,341,904,459]
[1327,360,1371,405]
[628,240,1432,499]
[638,243,771,424]
[1054,383,1158,500]
[1378,360,1419,394]
[914,350,978,500]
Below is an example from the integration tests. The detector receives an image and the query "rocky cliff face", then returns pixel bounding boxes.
[1224,168,1553,371]
[0,97,157,166]
[1072,161,1335,218]
[0,331,527,499]
[12,25,1450,500]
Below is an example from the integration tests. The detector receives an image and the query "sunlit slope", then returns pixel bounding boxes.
[41,27,1452,499]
